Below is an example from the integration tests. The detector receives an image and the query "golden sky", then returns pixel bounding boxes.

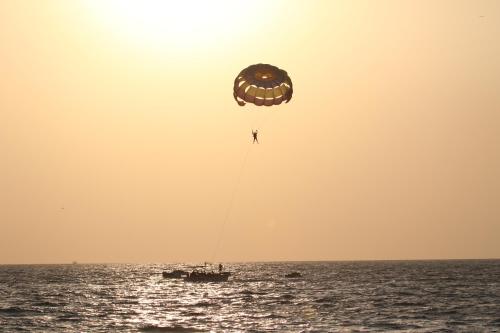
[1,0,499,264]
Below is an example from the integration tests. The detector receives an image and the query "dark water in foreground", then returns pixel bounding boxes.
[0,261,499,332]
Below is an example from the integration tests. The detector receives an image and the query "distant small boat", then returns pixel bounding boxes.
[162,270,189,279]
[285,272,302,278]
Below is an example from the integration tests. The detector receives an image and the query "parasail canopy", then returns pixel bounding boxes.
[233,63,293,107]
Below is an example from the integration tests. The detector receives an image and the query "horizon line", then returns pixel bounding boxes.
[1,257,499,266]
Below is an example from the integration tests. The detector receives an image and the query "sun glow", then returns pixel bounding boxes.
[84,0,277,51]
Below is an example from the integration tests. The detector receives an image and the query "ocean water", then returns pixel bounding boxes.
[0,260,499,332]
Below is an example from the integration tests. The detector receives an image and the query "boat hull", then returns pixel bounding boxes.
[184,272,230,283]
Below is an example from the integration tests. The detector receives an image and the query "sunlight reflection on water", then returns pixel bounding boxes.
[0,261,499,332]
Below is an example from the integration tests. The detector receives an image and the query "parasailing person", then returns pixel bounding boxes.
[252,129,259,144]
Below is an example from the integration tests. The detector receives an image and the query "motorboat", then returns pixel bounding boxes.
[285,272,302,278]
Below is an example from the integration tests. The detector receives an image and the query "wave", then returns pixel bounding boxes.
[246,313,286,320]
[0,306,25,314]
[314,296,335,304]
[231,278,275,283]
[371,322,410,330]
[180,310,205,317]
[394,301,426,307]
[140,325,204,332]
[33,301,63,307]
[0,307,42,316]
[196,301,214,307]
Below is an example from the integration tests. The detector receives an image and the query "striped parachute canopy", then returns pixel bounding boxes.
[233,64,293,106]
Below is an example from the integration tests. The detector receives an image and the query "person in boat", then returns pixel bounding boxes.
[252,130,259,144]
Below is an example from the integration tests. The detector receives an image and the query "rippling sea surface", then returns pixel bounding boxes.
[0,260,499,332]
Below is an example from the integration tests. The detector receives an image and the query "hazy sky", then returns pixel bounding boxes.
[1,1,499,264]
